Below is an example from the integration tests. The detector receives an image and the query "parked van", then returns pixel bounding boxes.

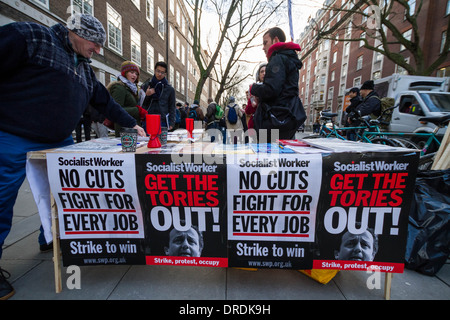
[372,74,449,136]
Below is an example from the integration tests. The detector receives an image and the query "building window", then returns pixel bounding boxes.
[437,66,450,77]
[373,71,381,80]
[31,0,49,10]
[107,4,122,55]
[130,27,141,66]
[176,3,181,26]
[447,0,450,15]
[396,58,409,75]
[353,76,361,87]
[181,75,185,95]
[158,7,165,39]
[360,32,366,47]
[357,56,363,70]
[176,71,180,92]
[170,26,174,52]
[401,29,412,51]
[131,0,140,10]
[146,0,154,27]
[332,51,337,64]
[70,0,93,15]
[146,43,154,74]
[181,45,186,65]
[441,31,447,54]
[344,42,350,57]
[169,65,174,84]
[406,0,416,17]
[328,87,334,100]
[375,45,383,62]
[342,63,347,78]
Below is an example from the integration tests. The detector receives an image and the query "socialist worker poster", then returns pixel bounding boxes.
[47,153,146,266]
[312,151,419,273]
[135,154,228,268]
[226,153,323,269]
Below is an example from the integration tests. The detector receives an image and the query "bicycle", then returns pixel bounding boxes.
[361,114,449,154]
[305,107,399,146]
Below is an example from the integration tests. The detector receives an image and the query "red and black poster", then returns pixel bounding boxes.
[312,152,419,273]
[135,154,228,268]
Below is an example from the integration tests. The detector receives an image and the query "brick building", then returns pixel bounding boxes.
[297,0,450,128]
[0,0,218,107]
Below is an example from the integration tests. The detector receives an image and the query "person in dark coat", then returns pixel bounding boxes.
[250,27,306,141]
[0,14,145,300]
[345,87,362,141]
[140,61,176,130]
[357,80,381,117]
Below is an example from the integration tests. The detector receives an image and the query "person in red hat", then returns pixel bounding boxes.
[107,61,147,136]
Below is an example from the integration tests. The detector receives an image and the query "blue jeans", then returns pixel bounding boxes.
[0,131,73,258]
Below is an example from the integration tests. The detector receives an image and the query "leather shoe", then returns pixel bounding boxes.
[0,268,15,300]
[40,242,53,253]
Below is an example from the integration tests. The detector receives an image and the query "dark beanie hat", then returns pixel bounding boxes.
[361,80,374,91]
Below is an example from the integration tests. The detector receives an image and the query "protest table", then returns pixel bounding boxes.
[26,135,419,300]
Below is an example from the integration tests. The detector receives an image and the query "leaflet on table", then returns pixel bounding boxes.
[226,153,323,269]
[54,138,147,153]
[47,153,146,265]
[135,154,228,268]
[302,138,415,153]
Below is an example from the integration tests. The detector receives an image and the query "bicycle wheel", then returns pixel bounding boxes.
[418,152,436,171]
[370,138,397,146]
[390,138,420,150]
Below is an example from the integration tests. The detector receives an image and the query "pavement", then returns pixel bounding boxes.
[1,131,449,301]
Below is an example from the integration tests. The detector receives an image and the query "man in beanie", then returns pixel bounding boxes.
[356,80,381,117]
[0,14,145,299]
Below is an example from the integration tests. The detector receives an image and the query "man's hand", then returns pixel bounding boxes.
[133,125,147,137]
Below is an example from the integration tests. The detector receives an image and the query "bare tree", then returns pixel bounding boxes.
[211,0,284,103]
[304,0,449,76]
[187,0,284,102]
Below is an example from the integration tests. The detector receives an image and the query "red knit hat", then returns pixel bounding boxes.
[121,61,140,79]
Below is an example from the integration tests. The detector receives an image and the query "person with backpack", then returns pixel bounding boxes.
[225,96,244,144]
[188,100,205,122]
[205,98,223,142]
[225,96,243,130]
[357,80,381,118]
